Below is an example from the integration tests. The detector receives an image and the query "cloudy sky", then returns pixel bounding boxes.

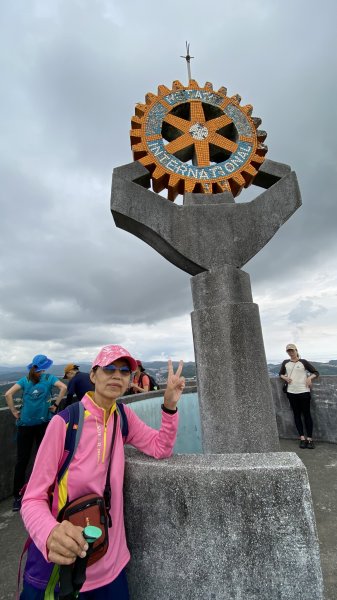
[1,0,336,367]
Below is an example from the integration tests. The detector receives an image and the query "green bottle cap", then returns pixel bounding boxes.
[83,525,102,543]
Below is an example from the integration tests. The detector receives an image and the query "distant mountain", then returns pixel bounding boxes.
[0,361,196,381]
[0,371,29,383]
[128,360,196,379]
[0,358,335,386]
[268,361,337,376]
[1,359,336,409]
[0,361,197,409]
[0,366,28,374]
[0,363,92,382]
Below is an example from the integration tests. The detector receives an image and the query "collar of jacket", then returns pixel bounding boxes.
[82,391,117,422]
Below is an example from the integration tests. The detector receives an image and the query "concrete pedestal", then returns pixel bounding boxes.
[124,450,324,600]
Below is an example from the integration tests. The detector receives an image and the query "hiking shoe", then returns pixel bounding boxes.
[12,496,22,512]
[307,440,315,449]
[299,439,307,449]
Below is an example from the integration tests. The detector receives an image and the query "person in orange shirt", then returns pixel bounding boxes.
[129,360,150,394]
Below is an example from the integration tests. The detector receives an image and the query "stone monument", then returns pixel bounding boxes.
[110,78,324,598]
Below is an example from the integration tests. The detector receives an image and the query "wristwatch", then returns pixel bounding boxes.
[161,403,177,414]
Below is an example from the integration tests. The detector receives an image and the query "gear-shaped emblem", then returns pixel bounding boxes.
[130,80,268,201]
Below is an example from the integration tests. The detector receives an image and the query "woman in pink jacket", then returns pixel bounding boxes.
[20,344,185,599]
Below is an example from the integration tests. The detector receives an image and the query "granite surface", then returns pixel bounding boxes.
[124,449,324,600]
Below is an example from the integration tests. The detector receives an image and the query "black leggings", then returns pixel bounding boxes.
[13,423,48,497]
[287,392,313,438]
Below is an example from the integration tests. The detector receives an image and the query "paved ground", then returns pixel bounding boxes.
[280,439,337,600]
[0,440,336,599]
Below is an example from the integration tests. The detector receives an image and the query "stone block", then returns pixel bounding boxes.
[191,265,253,307]
[124,450,323,600]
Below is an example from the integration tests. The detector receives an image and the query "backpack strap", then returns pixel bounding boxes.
[44,564,60,600]
[116,402,129,438]
[58,401,127,483]
[138,372,150,390]
[57,402,85,483]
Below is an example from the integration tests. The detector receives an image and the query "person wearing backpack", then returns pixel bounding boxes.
[129,360,151,393]
[5,354,67,512]
[20,344,184,599]
[129,360,160,394]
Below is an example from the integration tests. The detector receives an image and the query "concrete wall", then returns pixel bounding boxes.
[126,377,337,444]
[1,377,336,500]
[0,408,17,500]
[0,407,37,501]
[272,376,337,443]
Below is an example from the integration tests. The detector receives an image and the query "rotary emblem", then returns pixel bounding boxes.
[130,80,268,201]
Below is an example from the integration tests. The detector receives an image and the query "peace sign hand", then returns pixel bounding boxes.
[163,359,185,411]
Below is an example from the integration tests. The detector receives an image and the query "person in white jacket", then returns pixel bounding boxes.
[279,343,319,449]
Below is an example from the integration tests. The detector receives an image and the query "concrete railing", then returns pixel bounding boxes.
[271,376,337,443]
[1,377,336,500]
[0,407,17,500]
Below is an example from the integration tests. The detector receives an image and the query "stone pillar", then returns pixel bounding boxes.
[191,266,279,453]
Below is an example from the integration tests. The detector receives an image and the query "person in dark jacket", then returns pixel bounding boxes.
[60,363,94,410]
[279,343,319,449]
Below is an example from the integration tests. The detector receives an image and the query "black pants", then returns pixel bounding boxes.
[13,423,48,497]
[287,392,313,437]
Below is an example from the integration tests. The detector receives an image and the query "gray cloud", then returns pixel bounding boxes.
[288,299,327,325]
[1,0,336,364]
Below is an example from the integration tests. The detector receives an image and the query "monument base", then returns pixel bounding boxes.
[124,450,323,600]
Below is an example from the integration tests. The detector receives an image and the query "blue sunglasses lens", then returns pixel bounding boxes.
[102,365,131,375]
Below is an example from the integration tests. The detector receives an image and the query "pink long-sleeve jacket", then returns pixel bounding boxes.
[21,393,179,592]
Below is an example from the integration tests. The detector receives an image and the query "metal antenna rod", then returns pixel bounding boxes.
[180,41,194,83]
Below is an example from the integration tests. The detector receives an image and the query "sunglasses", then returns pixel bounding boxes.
[101,365,131,375]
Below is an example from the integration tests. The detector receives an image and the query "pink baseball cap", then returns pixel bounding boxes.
[92,345,138,372]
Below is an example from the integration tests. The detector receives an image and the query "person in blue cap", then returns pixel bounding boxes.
[5,354,67,511]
